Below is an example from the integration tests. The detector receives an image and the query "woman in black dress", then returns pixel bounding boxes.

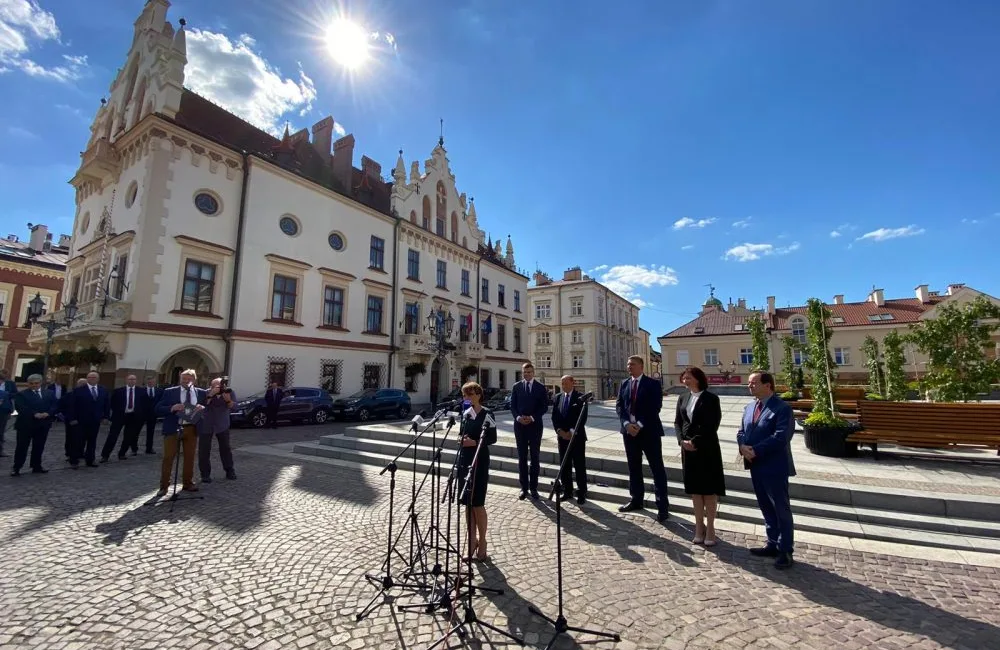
[456,381,497,561]
[674,366,725,546]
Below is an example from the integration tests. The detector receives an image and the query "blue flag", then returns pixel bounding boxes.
[482,315,493,334]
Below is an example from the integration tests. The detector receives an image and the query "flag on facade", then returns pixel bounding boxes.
[465,313,473,331]
[482,315,493,334]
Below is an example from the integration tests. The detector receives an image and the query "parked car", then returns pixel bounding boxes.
[331,388,411,421]
[485,389,511,411]
[231,386,335,428]
[435,388,464,413]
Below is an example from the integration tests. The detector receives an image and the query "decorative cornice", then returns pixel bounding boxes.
[75,230,136,258]
[265,253,312,271]
[317,267,357,282]
[175,235,234,256]
[363,278,393,291]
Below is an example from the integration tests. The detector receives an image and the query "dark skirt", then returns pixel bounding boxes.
[457,448,490,507]
[681,439,726,496]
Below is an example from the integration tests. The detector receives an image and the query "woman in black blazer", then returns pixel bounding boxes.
[674,366,725,546]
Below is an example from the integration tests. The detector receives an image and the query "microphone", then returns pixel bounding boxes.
[574,391,594,405]
[409,414,425,430]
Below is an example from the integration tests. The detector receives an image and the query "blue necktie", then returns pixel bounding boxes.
[562,394,569,416]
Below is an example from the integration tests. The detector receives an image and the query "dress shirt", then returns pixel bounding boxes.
[686,390,702,420]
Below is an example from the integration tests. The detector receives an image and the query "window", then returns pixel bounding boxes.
[461,270,470,296]
[832,316,845,324]
[571,299,583,317]
[22,295,51,326]
[279,215,299,236]
[404,302,420,334]
[82,265,101,301]
[366,296,384,333]
[405,371,419,393]
[69,276,81,301]
[482,327,490,348]
[536,331,550,345]
[572,354,584,368]
[181,260,216,313]
[268,361,288,387]
[740,348,753,365]
[576,380,586,393]
[834,347,851,365]
[790,318,807,344]
[112,252,128,299]
[793,350,806,366]
[572,329,583,344]
[514,290,521,311]
[693,327,705,335]
[271,275,297,321]
[538,355,552,369]
[675,350,690,367]
[436,215,446,237]
[597,298,606,322]
[407,249,420,280]
[369,236,385,270]
[194,191,220,216]
[868,313,895,322]
[703,348,719,366]
[480,368,491,388]
[481,278,490,303]
[733,323,746,332]
[515,371,523,382]
[535,303,551,319]
[436,260,447,289]
[320,361,342,394]
[0,290,6,325]
[498,284,506,308]
[363,363,383,389]
[328,232,345,251]
[499,370,507,389]
[323,286,344,328]
[513,327,522,352]
[459,314,470,342]
[497,323,507,350]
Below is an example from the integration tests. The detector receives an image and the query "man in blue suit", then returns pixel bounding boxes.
[10,374,57,476]
[67,371,110,468]
[616,355,670,522]
[0,368,16,457]
[155,369,206,496]
[737,371,796,569]
[510,362,548,500]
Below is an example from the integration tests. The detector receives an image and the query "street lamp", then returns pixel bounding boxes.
[29,292,79,387]
[717,360,737,384]
[426,309,455,359]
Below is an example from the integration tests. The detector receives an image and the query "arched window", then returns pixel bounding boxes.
[790,318,807,344]
[462,236,467,249]
[422,195,431,230]
[435,181,447,237]
[450,211,458,243]
[409,210,417,224]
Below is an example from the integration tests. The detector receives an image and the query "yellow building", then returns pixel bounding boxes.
[657,284,1000,388]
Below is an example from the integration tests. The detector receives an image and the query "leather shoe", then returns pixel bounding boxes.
[226,471,237,480]
[618,501,643,513]
[750,545,780,557]
[31,467,49,474]
[657,508,669,523]
[530,490,540,500]
[775,552,794,569]
[202,477,213,484]
[576,495,586,506]
[518,490,528,500]
[10,469,20,477]
[86,462,99,467]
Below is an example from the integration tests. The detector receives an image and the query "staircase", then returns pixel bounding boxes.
[292,424,1000,555]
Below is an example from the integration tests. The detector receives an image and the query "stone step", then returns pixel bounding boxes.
[292,438,1000,554]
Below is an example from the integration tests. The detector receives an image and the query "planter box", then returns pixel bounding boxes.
[803,424,858,458]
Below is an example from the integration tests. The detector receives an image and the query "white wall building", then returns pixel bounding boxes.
[527,267,644,400]
[31,0,528,405]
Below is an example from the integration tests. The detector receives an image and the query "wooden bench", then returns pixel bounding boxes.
[787,387,868,414]
[793,409,858,421]
[851,401,1000,459]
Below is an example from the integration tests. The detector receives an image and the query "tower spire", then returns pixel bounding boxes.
[438,118,444,147]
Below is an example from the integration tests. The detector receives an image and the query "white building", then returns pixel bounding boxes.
[30,0,528,404]
[527,267,644,399]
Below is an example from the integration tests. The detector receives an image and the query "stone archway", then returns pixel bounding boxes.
[157,347,217,387]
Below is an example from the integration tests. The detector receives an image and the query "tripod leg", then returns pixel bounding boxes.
[563,623,621,641]
[425,621,466,650]
[475,619,525,646]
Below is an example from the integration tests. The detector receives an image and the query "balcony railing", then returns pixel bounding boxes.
[456,341,484,360]
[27,298,132,344]
[75,138,122,184]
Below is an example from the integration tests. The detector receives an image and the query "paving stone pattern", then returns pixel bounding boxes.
[3,428,1000,650]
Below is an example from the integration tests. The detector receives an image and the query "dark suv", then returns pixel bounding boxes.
[231,387,335,428]
[331,388,411,421]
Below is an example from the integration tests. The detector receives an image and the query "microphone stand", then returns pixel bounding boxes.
[531,393,620,649]
[428,413,523,649]
[355,411,445,621]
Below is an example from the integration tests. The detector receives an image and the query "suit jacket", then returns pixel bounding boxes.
[736,394,796,478]
[0,379,16,414]
[140,386,163,417]
[13,388,57,434]
[68,383,111,425]
[616,375,664,437]
[111,385,142,421]
[674,390,722,447]
[510,379,548,435]
[264,387,284,409]
[551,390,588,441]
[155,385,207,435]
[46,383,70,420]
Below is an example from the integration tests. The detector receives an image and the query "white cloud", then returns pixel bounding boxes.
[0,0,87,82]
[732,217,752,228]
[961,218,980,225]
[830,230,841,238]
[185,29,317,134]
[596,264,678,307]
[681,244,694,250]
[856,225,925,242]
[587,264,609,275]
[724,241,800,262]
[673,216,717,230]
[7,125,36,138]
[333,120,346,136]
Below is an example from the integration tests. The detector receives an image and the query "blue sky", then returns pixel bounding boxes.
[2,0,999,342]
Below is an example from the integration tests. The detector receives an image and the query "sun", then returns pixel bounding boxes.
[326,18,370,70]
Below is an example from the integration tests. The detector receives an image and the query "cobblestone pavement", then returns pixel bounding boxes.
[2,425,1000,649]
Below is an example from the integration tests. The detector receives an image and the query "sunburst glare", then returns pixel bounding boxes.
[326,17,370,70]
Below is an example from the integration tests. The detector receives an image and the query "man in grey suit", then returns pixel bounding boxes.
[10,374,57,476]
[510,362,549,500]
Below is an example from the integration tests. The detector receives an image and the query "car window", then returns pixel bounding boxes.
[296,388,319,398]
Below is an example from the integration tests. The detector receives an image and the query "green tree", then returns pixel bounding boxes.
[906,296,1000,402]
[882,330,908,401]
[860,335,885,398]
[746,315,771,372]
[803,298,847,426]
[779,336,796,390]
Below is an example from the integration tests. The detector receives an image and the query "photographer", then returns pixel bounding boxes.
[197,377,237,482]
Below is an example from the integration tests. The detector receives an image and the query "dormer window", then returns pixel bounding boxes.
[694,326,705,334]
[790,317,806,344]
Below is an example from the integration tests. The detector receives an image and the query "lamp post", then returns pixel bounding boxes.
[28,292,79,388]
[717,360,737,384]
[426,309,455,359]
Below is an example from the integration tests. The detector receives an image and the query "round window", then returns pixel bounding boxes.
[328,232,345,251]
[195,192,220,216]
[279,216,299,236]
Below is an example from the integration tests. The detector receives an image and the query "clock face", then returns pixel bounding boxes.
[194,193,219,216]
[279,216,299,236]
[328,233,345,251]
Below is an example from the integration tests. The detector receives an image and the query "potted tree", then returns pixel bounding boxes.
[861,335,886,400]
[800,299,855,457]
[882,330,908,402]
[405,361,427,377]
[778,336,799,400]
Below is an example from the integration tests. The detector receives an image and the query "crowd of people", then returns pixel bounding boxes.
[456,356,797,570]
[0,368,238,497]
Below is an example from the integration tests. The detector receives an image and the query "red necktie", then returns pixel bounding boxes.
[752,400,763,423]
[127,388,133,410]
[629,378,638,415]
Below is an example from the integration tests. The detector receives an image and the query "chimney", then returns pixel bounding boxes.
[947,283,965,296]
[361,155,382,181]
[915,284,930,303]
[766,295,775,315]
[290,128,309,146]
[869,288,885,307]
[737,298,746,309]
[563,267,582,281]
[533,270,552,286]
[58,234,72,247]
[833,294,844,305]
[28,224,48,251]
[311,116,334,164]
[331,134,355,191]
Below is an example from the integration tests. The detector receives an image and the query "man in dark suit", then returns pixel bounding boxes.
[140,376,162,454]
[0,368,16,457]
[67,371,110,468]
[155,369,206,496]
[737,371,796,569]
[616,355,669,522]
[62,379,86,460]
[264,381,283,429]
[46,375,70,459]
[101,374,142,462]
[510,362,548,500]
[551,374,589,505]
[10,374,57,476]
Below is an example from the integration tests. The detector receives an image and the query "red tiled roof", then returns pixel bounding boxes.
[662,309,764,338]
[0,238,69,268]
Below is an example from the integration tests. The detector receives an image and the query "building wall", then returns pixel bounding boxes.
[0,262,65,380]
